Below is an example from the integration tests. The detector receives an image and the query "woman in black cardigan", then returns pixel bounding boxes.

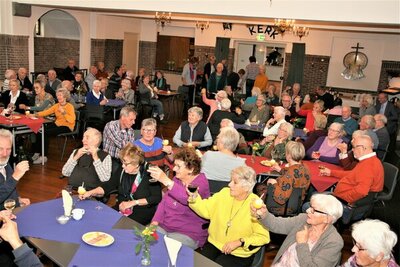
[153,70,167,91]
[1,79,29,114]
[80,143,162,225]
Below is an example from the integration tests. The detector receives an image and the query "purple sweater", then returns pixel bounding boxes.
[306,136,341,165]
[152,173,210,247]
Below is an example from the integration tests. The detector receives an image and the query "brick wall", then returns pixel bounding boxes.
[34,37,79,72]
[138,41,156,73]
[90,39,123,72]
[91,39,106,66]
[194,45,235,74]
[283,54,330,96]
[0,34,29,80]
[378,60,400,91]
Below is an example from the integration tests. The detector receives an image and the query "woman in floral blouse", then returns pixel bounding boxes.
[257,122,293,162]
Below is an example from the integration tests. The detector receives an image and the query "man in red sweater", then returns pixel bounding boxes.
[322,135,383,204]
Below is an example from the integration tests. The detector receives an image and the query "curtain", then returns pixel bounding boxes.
[214,37,230,63]
[287,43,306,85]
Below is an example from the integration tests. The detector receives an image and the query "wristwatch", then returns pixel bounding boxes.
[239,238,245,247]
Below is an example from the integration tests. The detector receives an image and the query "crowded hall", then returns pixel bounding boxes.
[0,0,400,266]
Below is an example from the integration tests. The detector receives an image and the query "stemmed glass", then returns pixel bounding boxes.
[7,103,15,121]
[187,184,199,202]
[4,199,16,214]
[313,151,321,161]
[148,164,159,183]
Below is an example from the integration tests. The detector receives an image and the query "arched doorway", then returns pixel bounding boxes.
[33,10,81,76]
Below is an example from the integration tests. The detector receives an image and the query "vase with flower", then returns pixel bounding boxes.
[134,225,159,266]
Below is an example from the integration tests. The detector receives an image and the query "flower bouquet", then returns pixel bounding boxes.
[134,225,159,266]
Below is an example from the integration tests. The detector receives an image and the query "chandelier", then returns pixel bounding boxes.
[273,19,295,36]
[196,21,209,33]
[293,26,309,40]
[155,12,171,28]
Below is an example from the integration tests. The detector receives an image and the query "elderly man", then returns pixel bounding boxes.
[334,105,358,139]
[375,92,399,151]
[64,59,79,81]
[62,128,111,190]
[322,135,383,220]
[17,67,32,92]
[0,129,30,210]
[359,115,379,150]
[207,63,227,95]
[46,69,61,97]
[85,66,98,91]
[263,106,287,136]
[281,93,297,121]
[96,61,108,80]
[254,65,269,93]
[373,114,390,160]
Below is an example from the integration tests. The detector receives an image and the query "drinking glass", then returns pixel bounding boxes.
[313,151,321,161]
[7,103,15,121]
[148,164,159,183]
[187,184,199,202]
[4,199,16,213]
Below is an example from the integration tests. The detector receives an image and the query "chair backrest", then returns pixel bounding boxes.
[341,191,377,225]
[377,162,399,201]
[85,104,105,120]
[266,185,304,217]
[377,143,390,161]
[72,110,81,134]
[208,180,229,195]
[251,245,266,267]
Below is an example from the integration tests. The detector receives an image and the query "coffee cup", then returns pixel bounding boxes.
[71,208,85,220]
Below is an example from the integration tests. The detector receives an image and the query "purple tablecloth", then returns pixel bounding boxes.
[16,198,194,267]
[106,99,126,107]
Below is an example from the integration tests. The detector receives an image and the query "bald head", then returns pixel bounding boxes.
[352,135,374,159]
[342,105,352,119]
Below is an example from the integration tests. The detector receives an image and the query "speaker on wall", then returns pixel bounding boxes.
[12,3,32,17]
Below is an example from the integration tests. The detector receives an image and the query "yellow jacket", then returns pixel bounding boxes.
[189,188,270,258]
[37,103,76,131]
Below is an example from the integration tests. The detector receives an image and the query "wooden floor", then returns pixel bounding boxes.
[16,117,362,266]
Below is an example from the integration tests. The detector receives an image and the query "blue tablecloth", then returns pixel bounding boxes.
[17,198,194,267]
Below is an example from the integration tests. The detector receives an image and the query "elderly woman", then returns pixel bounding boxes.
[138,75,164,120]
[263,106,287,137]
[147,148,210,249]
[19,80,54,113]
[341,219,398,267]
[253,193,344,266]
[357,93,376,120]
[81,143,161,225]
[306,122,345,165]
[201,88,228,123]
[116,78,135,105]
[247,94,270,124]
[297,114,328,151]
[296,99,325,132]
[62,128,111,190]
[202,127,246,182]
[266,84,280,106]
[258,122,294,161]
[133,118,173,166]
[208,98,246,140]
[240,87,262,112]
[86,80,108,106]
[2,69,16,92]
[188,166,270,267]
[262,141,311,215]
[173,106,213,149]
[31,88,76,164]
[1,79,29,114]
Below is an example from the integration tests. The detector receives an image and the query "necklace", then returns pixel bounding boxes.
[226,194,250,236]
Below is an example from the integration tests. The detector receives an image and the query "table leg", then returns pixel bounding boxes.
[113,108,117,120]
[12,128,16,168]
[41,124,45,165]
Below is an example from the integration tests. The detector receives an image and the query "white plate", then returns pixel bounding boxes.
[82,231,114,247]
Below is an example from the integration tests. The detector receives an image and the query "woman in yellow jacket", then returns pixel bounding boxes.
[31,88,76,164]
[188,166,270,267]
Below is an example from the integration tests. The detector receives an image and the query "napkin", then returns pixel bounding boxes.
[164,236,182,266]
[62,190,73,216]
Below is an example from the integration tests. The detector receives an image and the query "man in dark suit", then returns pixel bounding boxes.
[375,92,399,151]
[63,59,79,81]
[373,114,390,160]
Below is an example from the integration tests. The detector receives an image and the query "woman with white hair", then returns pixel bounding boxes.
[358,94,376,120]
[116,78,135,106]
[201,88,228,123]
[2,69,16,92]
[252,193,344,266]
[306,122,345,165]
[258,122,294,162]
[263,106,287,137]
[207,98,246,140]
[189,166,270,267]
[247,94,270,124]
[201,127,246,182]
[341,219,398,267]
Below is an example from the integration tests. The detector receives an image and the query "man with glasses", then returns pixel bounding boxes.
[62,128,111,190]
[320,135,383,221]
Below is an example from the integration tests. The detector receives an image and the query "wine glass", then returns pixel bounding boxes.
[4,199,16,213]
[187,184,199,202]
[4,111,11,121]
[147,164,159,183]
[7,103,15,121]
[313,151,321,161]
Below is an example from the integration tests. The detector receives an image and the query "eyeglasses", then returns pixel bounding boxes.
[142,128,156,133]
[121,160,139,168]
[307,206,330,216]
[352,145,366,150]
[352,238,367,251]
[174,164,186,170]
[328,128,340,133]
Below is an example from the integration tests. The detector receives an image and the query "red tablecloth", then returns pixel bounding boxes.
[0,115,45,133]
[239,154,341,192]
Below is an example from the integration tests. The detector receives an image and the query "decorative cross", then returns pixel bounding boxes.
[351,43,364,64]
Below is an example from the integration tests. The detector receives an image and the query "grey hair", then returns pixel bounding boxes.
[374,114,387,125]
[329,122,345,137]
[274,106,286,117]
[119,106,137,118]
[126,70,134,79]
[285,141,305,161]
[121,79,131,89]
[86,127,102,147]
[220,98,231,110]
[216,90,228,99]
[361,94,374,107]
[362,115,376,129]
[4,69,16,79]
[231,166,256,193]
[279,122,294,140]
[141,118,157,129]
[56,88,71,101]
[188,106,203,119]
[314,114,327,129]
[93,80,101,87]
[310,194,343,223]
[257,94,267,104]
[251,87,261,96]
[352,219,397,260]
[352,130,367,139]
[0,129,13,144]
[217,127,239,152]
[220,118,234,128]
